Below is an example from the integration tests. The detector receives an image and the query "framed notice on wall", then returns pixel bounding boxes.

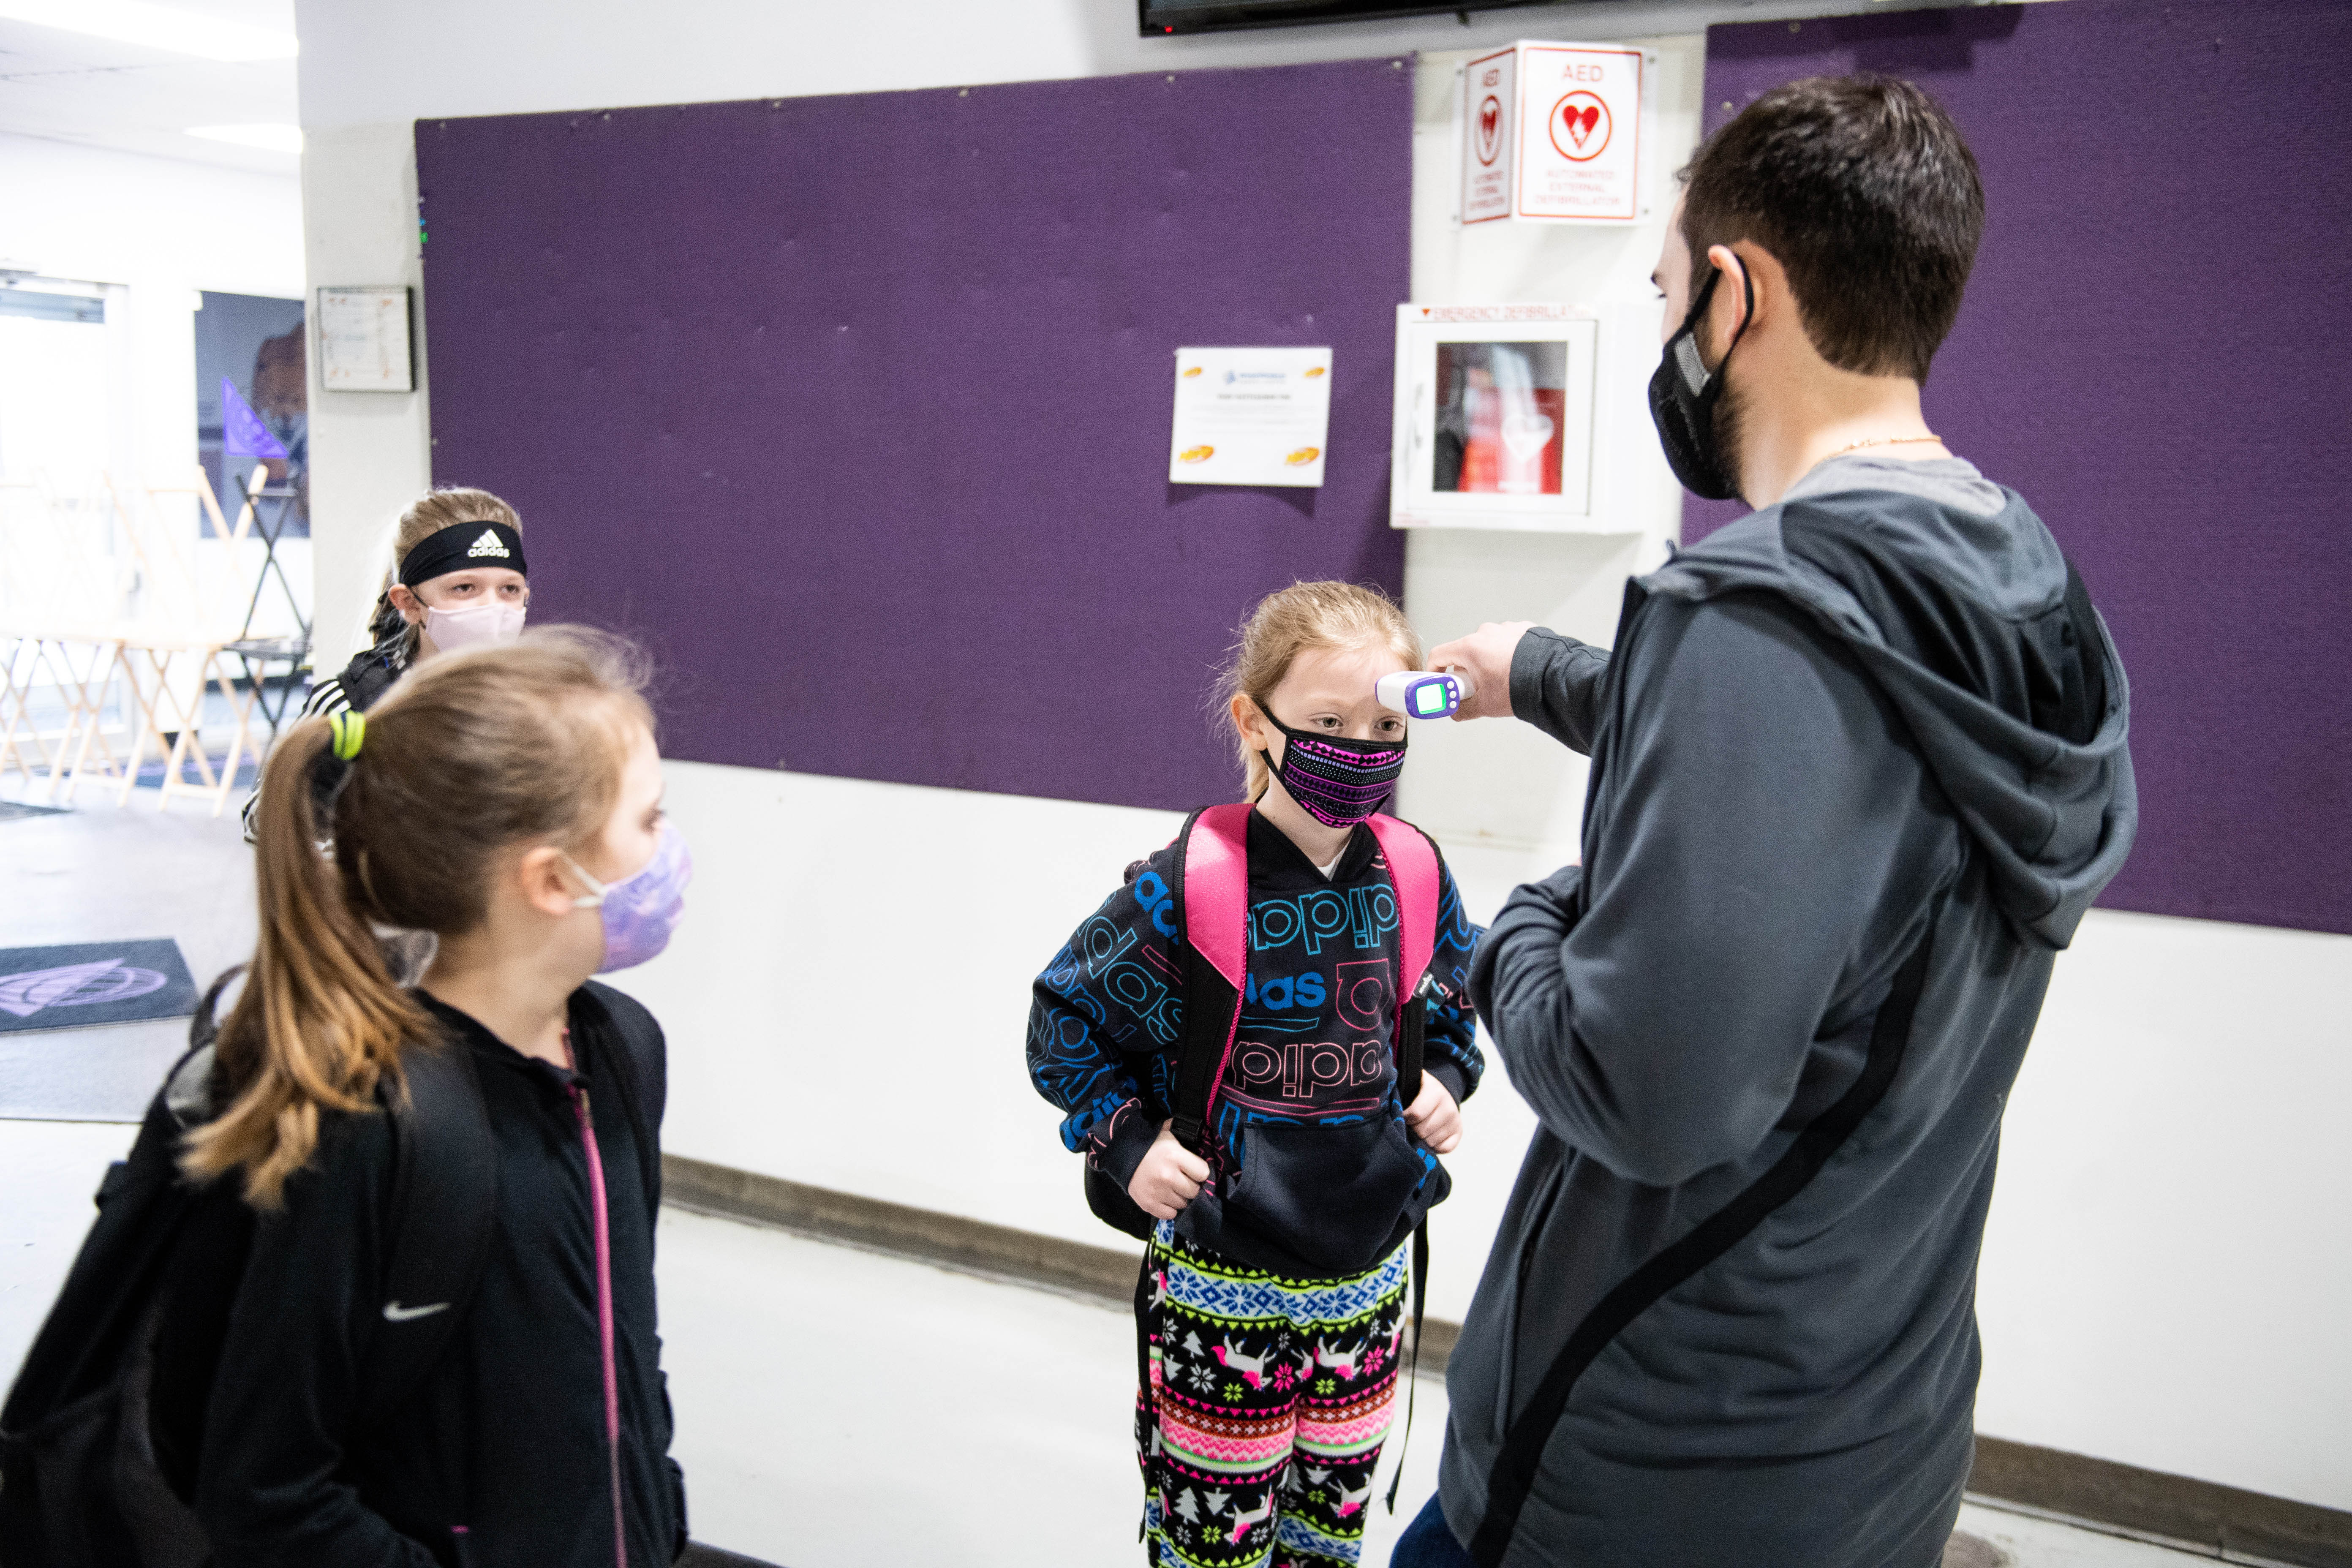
[318,286,415,392]
[1169,346,1334,487]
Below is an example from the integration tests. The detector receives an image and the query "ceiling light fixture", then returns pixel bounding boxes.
[0,0,297,62]
[186,122,304,153]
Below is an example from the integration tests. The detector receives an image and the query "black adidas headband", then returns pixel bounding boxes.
[397,521,528,587]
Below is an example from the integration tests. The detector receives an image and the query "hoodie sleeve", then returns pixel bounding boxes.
[1026,843,1188,1192]
[1470,593,1936,1187]
[1421,858,1485,1108]
[195,1114,441,1568]
[1508,626,1614,755]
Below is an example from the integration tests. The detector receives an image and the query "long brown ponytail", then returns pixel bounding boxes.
[184,627,652,1206]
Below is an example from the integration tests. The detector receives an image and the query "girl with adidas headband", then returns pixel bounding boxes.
[241,486,530,841]
[184,630,694,1565]
[1027,580,1484,1568]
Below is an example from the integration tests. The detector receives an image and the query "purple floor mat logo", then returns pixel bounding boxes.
[0,958,171,1018]
[0,939,199,1040]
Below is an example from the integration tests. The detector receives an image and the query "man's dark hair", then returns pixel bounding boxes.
[1683,75,1984,382]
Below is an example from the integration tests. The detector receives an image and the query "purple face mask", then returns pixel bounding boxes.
[564,822,692,973]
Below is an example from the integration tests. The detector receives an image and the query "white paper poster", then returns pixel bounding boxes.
[318,286,415,392]
[1168,347,1333,488]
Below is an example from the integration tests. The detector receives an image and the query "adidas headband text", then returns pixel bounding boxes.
[397,521,529,587]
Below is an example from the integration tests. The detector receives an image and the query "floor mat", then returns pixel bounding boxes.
[0,939,201,1035]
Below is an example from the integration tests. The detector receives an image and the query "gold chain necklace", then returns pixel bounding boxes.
[1827,433,1944,459]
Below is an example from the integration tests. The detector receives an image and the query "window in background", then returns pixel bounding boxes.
[0,278,117,637]
[0,282,112,483]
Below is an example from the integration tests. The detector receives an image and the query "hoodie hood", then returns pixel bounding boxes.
[1643,458,2136,950]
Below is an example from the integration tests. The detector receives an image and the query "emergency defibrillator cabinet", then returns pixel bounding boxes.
[1392,302,1667,534]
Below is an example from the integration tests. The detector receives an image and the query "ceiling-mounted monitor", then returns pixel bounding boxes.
[1141,0,1557,36]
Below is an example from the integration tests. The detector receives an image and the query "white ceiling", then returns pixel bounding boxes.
[0,0,298,175]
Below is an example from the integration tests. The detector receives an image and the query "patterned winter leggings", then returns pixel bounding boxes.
[1138,1225,1408,1568]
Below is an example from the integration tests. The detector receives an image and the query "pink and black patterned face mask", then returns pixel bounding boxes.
[1253,698,1407,829]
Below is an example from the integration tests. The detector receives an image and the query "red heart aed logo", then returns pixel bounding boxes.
[1548,91,1611,162]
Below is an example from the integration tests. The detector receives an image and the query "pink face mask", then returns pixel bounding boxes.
[423,599,528,652]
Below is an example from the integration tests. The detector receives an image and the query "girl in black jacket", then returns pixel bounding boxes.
[241,485,531,842]
[187,628,694,1567]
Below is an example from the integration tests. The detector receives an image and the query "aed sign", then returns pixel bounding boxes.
[1462,42,1647,226]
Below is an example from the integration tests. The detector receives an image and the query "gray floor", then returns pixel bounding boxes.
[0,798,2239,1567]
[0,1115,2228,1568]
[0,793,255,1120]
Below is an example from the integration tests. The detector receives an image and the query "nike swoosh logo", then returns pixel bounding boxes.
[382,1300,452,1323]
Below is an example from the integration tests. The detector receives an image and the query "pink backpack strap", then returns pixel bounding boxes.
[1180,803,1252,990]
[1169,802,1253,1156]
[1366,812,1441,994]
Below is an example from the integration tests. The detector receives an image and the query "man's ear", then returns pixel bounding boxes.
[1704,243,1757,356]
[515,844,582,920]
[387,583,425,626]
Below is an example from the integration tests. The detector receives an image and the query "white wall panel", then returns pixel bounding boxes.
[622,761,1180,1258]
[1976,910,2352,1509]
[0,133,302,300]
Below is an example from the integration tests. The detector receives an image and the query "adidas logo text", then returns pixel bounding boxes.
[466,529,510,558]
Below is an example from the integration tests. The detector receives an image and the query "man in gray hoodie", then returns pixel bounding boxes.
[1393,77,2137,1568]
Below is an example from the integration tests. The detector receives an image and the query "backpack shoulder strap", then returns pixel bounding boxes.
[1180,803,1251,989]
[2056,554,2110,746]
[1365,814,1441,996]
[363,1033,498,1424]
[1168,803,1250,1157]
[1367,814,1443,1109]
[335,640,406,713]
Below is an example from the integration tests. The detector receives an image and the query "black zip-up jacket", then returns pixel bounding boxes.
[191,985,686,1568]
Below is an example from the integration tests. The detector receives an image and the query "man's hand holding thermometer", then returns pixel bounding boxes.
[1422,622,1537,721]
[1375,668,1475,720]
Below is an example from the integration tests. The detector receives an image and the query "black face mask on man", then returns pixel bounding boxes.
[1647,261,1756,502]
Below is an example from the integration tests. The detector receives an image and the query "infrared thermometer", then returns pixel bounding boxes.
[1376,669,1475,721]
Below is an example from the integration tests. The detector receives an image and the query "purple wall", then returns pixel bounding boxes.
[1696,0,2352,936]
[417,59,1411,812]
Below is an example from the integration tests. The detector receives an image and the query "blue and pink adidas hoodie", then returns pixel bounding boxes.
[1027,808,1483,1279]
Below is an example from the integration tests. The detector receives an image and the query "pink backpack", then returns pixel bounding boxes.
[1083,802,1445,1240]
